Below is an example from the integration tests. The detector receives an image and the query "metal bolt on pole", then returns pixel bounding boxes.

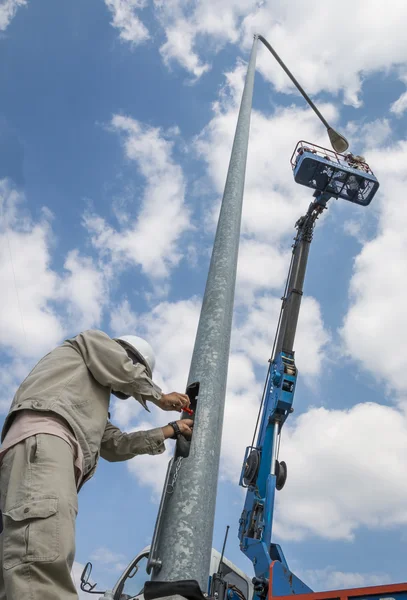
[151,35,259,590]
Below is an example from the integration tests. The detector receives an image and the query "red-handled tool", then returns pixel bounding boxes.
[183,407,194,415]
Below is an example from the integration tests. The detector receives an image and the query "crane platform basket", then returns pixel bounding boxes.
[291,141,379,206]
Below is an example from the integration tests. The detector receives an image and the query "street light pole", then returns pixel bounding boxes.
[148,32,349,594]
[257,35,349,154]
[150,35,259,591]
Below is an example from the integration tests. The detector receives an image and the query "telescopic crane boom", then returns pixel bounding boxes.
[238,141,380,599]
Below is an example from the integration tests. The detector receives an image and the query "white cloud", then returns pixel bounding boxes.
[234,295,330,378]
[233,296,280,365]
[105,0,149,46]
[346,118,392,150]
[59,250,108,331]
[390,71,407,117]
[0,0,27,31]
[236,240,290,302]
[159,20,210,80]
[138,298,201,391]
[220,354,261,481]
[86,116,190,280]
[0,181,65,358]
[111,395,145,430]
[153,0,407,110]
[0,179,109,413]
[294,297,331,378]
[126,435,172,498]
[90,546,127,572]
[154,0,253,79]
[390,91,407,117]
[300,566,391,592]
[242,2,405,107]
[110,298,139,336]
[0,356,32,413]
[340,139,407,395]
[274,402,407,541]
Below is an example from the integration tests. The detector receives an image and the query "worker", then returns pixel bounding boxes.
[295,145,312,167]
[345,152,368,171]
[0,329,194,600]
[354,155,370,173]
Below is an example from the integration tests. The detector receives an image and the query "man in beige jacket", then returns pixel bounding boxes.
[0,329,193,600]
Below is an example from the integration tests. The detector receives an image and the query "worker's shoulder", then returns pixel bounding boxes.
[66,329,114,344]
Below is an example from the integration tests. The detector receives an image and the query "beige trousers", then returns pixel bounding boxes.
[0,434,78,599]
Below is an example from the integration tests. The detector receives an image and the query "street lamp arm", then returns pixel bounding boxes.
[257,34,329,128]
[257,34,349,153]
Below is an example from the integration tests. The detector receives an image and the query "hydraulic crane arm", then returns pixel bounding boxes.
[238,194,328,598]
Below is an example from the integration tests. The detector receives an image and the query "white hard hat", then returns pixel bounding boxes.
[114,335,156,378]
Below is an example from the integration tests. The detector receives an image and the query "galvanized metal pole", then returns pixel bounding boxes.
[151,36,258,590]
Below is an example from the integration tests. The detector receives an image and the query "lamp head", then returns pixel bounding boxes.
[327,127,349,153]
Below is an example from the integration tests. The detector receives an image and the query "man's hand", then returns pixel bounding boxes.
[159,392,190,412]
[162,419,194,440]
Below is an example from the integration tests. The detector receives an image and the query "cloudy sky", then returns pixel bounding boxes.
[1,0,407,595]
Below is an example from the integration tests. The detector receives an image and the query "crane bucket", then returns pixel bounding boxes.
[291,141,379,206]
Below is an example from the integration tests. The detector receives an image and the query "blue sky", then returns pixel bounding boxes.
[2,0,407,596]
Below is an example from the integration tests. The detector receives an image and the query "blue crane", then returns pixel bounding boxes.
[238,141,380,599]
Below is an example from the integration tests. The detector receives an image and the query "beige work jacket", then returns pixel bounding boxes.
[1,330,165,489]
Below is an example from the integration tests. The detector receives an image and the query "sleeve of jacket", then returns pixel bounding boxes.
[100,421,166,462]
[70,329,162,404]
